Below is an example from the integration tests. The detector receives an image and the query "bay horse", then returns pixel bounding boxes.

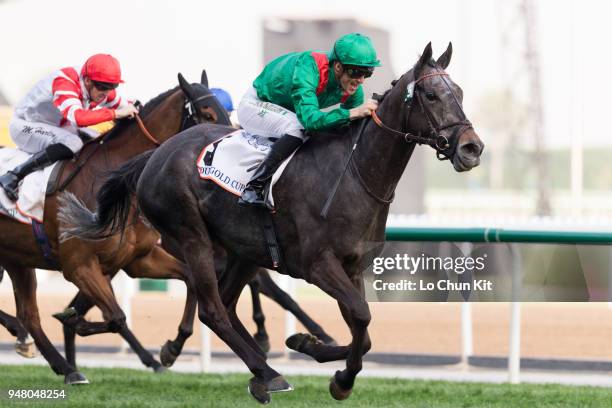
[0,71,229,384]
[60,43,484,402]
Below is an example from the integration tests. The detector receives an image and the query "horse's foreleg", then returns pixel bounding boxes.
[0,308,35,358]
[220,258,267,359]
[124,247,195,367]
[5,266,87,384]
[248,275,270,353]
[0,309,26,339]
[59,280,114,368]
[62,261,163,372]
[160,287,197,367]
[258,269,336,345]
[302,250,371,401]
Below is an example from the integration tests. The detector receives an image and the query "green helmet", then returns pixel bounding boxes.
[330,33,381,67]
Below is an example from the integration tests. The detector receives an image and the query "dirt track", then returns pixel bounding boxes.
[2,291,612,361]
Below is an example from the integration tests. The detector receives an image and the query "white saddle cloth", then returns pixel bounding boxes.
[195,129,295,206]
[0,148,57,224]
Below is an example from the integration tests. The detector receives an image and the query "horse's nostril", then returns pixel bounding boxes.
[460,142,482,157]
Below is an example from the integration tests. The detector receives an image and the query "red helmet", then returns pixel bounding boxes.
[81,54,124,84]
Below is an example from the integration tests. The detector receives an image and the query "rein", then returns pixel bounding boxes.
[371,110,448,149]
[135,114,161,146]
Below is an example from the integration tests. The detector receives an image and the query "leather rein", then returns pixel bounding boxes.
[135,114,161,146]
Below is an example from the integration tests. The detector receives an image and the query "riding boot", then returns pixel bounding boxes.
[238,134,303,208]
[0,143,73,202]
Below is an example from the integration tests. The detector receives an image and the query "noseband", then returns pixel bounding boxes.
[371,69,473,160]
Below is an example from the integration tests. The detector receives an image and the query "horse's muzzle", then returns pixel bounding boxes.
[453,135,484,172]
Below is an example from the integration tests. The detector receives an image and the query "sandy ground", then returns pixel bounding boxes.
[2,290,612,361]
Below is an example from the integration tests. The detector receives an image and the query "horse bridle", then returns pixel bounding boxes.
[371,68,473,160]
[184,93,221,125]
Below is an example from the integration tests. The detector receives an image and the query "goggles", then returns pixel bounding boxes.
[92,80,119,91]
[343,65,375,79]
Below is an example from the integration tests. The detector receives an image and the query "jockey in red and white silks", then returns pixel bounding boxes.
[13,69,123,152]
[0,53,139,201]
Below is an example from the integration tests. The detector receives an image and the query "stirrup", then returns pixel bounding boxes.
[238,184,274,210]
[238,186,266,208]
[0,172,20,201]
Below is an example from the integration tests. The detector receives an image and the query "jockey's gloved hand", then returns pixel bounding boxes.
[115,103,139,120]
[349,99,378,119]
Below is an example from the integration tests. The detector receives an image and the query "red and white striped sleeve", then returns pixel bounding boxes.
[52,68,115,127]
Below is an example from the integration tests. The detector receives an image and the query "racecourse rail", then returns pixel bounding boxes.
[382,225,612,384]
[385,226,612,244]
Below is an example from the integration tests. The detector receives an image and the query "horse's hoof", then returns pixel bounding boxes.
[254,333,271,354]
[329,372,352,401]
[15,336,36,359]
[52,307,78,323]
[247,377,270,404]
[15,342,36,359]
[65,371,89,385]
[153,363,167,374]
[160,340,179,367]
[266,375,293,393]
[285,333,319,353]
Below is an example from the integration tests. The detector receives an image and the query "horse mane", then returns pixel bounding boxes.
[92,86,181,143]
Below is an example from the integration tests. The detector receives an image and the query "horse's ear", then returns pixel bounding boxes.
[178,73,195,99]
[437,42,453,70]
[414,42,433,78]
[200,70,209,88]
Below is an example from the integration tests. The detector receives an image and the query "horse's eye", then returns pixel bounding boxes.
[425,91,436,101]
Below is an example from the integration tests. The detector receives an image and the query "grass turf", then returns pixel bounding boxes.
[0,364,610,407]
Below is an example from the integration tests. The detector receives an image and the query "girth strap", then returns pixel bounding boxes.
[32,220,60,270]
[260,209,282,270]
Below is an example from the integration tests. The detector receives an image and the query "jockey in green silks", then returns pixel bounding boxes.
[237,32,381,208]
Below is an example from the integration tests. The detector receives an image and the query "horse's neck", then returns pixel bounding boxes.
[93,92,183,163]
[137,91,184,144]
[101,126,157,163]
[352,93,416,205]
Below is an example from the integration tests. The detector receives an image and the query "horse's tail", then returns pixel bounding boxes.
[58,149,155,242]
